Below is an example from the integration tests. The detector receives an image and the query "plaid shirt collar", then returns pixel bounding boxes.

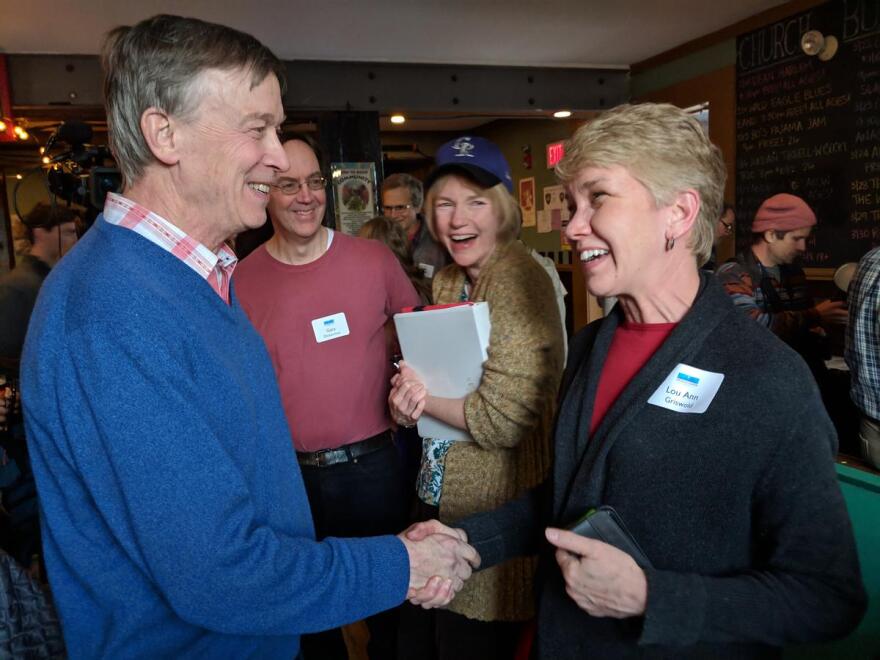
[102,192,237,303]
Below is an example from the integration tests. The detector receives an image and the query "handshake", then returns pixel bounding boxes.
[398,519,480,609]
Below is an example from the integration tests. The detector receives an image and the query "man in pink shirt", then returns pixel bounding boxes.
[235,134,420,660]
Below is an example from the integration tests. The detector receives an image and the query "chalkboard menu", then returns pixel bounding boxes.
[736,0,880,268]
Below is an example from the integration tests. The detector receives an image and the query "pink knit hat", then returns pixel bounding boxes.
[751,193,816,233]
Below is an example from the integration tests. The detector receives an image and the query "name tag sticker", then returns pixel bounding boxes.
[647,363,724,414]
[419,263,435,279]
[311,312,350,344]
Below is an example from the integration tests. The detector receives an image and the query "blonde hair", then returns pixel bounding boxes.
[556,103,726,267]
[424,175,521,247]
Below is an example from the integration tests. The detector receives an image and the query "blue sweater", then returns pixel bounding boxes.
[21,218,409,658]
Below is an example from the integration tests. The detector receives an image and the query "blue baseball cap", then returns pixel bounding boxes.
[425,136,513,193]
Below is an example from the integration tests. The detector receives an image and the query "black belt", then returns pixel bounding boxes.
[296,431,392,468]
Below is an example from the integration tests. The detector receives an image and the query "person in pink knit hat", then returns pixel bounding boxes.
[717,193,847,339]
[716,192,849,398]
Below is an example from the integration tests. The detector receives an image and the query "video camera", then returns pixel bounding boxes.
[43,121,121,216]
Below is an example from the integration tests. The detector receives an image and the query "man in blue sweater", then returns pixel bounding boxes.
[20,15,477,658]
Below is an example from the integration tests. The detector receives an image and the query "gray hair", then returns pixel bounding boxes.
[102,14,286,187]
[556,103,726,267]
[382,173,424,209]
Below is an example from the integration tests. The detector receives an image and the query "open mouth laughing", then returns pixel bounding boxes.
[580,248,609,264]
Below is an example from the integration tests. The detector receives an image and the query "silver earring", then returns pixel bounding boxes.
[665,237,675,251]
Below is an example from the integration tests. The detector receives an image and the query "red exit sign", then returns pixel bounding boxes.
[546,141,565,168]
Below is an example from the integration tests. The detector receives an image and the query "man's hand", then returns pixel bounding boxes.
[389,361,427,428]
[399,522,480,609]
[814,299,848,325]
[545,527,647,619]
[405,519,468,544]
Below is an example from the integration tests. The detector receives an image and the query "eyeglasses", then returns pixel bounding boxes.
[382,204,414,214]
[720,219,734,233]
[272,175,326,195]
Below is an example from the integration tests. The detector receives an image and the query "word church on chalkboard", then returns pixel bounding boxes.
[736,0,880,269]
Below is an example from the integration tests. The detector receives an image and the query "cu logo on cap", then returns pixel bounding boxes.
[452,138,475,158]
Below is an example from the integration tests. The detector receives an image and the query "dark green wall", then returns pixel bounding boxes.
[631,41,735,98]
[473,117,577,255]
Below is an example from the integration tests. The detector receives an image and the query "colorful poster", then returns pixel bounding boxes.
[518,177,536,228]
[330,162,378,236]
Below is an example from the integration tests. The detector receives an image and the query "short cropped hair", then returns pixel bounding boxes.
[424,175,521,247]
[382,173,424,209]
[102,14,286,186]
[279,131,324,170]
[21,202,80,244]
[555,103,726,267]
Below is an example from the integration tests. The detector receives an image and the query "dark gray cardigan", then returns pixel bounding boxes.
[458,273,866,659]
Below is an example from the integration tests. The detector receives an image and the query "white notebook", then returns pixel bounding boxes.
[393,302,491,441]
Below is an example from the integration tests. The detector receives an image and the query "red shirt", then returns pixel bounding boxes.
[234,231,420,452]
[590,320,677,436]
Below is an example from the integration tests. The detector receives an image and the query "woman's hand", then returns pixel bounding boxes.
[545,528,647,619]
[389,361,427,428]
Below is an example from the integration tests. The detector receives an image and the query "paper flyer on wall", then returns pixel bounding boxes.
[536,209,551,233]
[330,162,378,236]
[518,177,536,227]
[543,184,570,232]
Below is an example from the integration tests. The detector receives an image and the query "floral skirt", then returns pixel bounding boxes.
[416,437,455,506]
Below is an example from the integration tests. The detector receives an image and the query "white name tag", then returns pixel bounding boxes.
[311,312,350,343]
[647,363,724,414]
[419,263,435,279]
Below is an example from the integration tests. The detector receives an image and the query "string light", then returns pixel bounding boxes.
[0,118,34,141]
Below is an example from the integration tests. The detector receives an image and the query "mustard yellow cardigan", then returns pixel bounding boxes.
[432,240,565,622]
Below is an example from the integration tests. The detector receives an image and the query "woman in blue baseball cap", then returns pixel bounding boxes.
[390,136,565,659]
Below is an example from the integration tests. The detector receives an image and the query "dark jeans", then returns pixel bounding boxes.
[398,605,522,660]
[299,439,409,660]
[0,419,41,568]
[394,426,422,494]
